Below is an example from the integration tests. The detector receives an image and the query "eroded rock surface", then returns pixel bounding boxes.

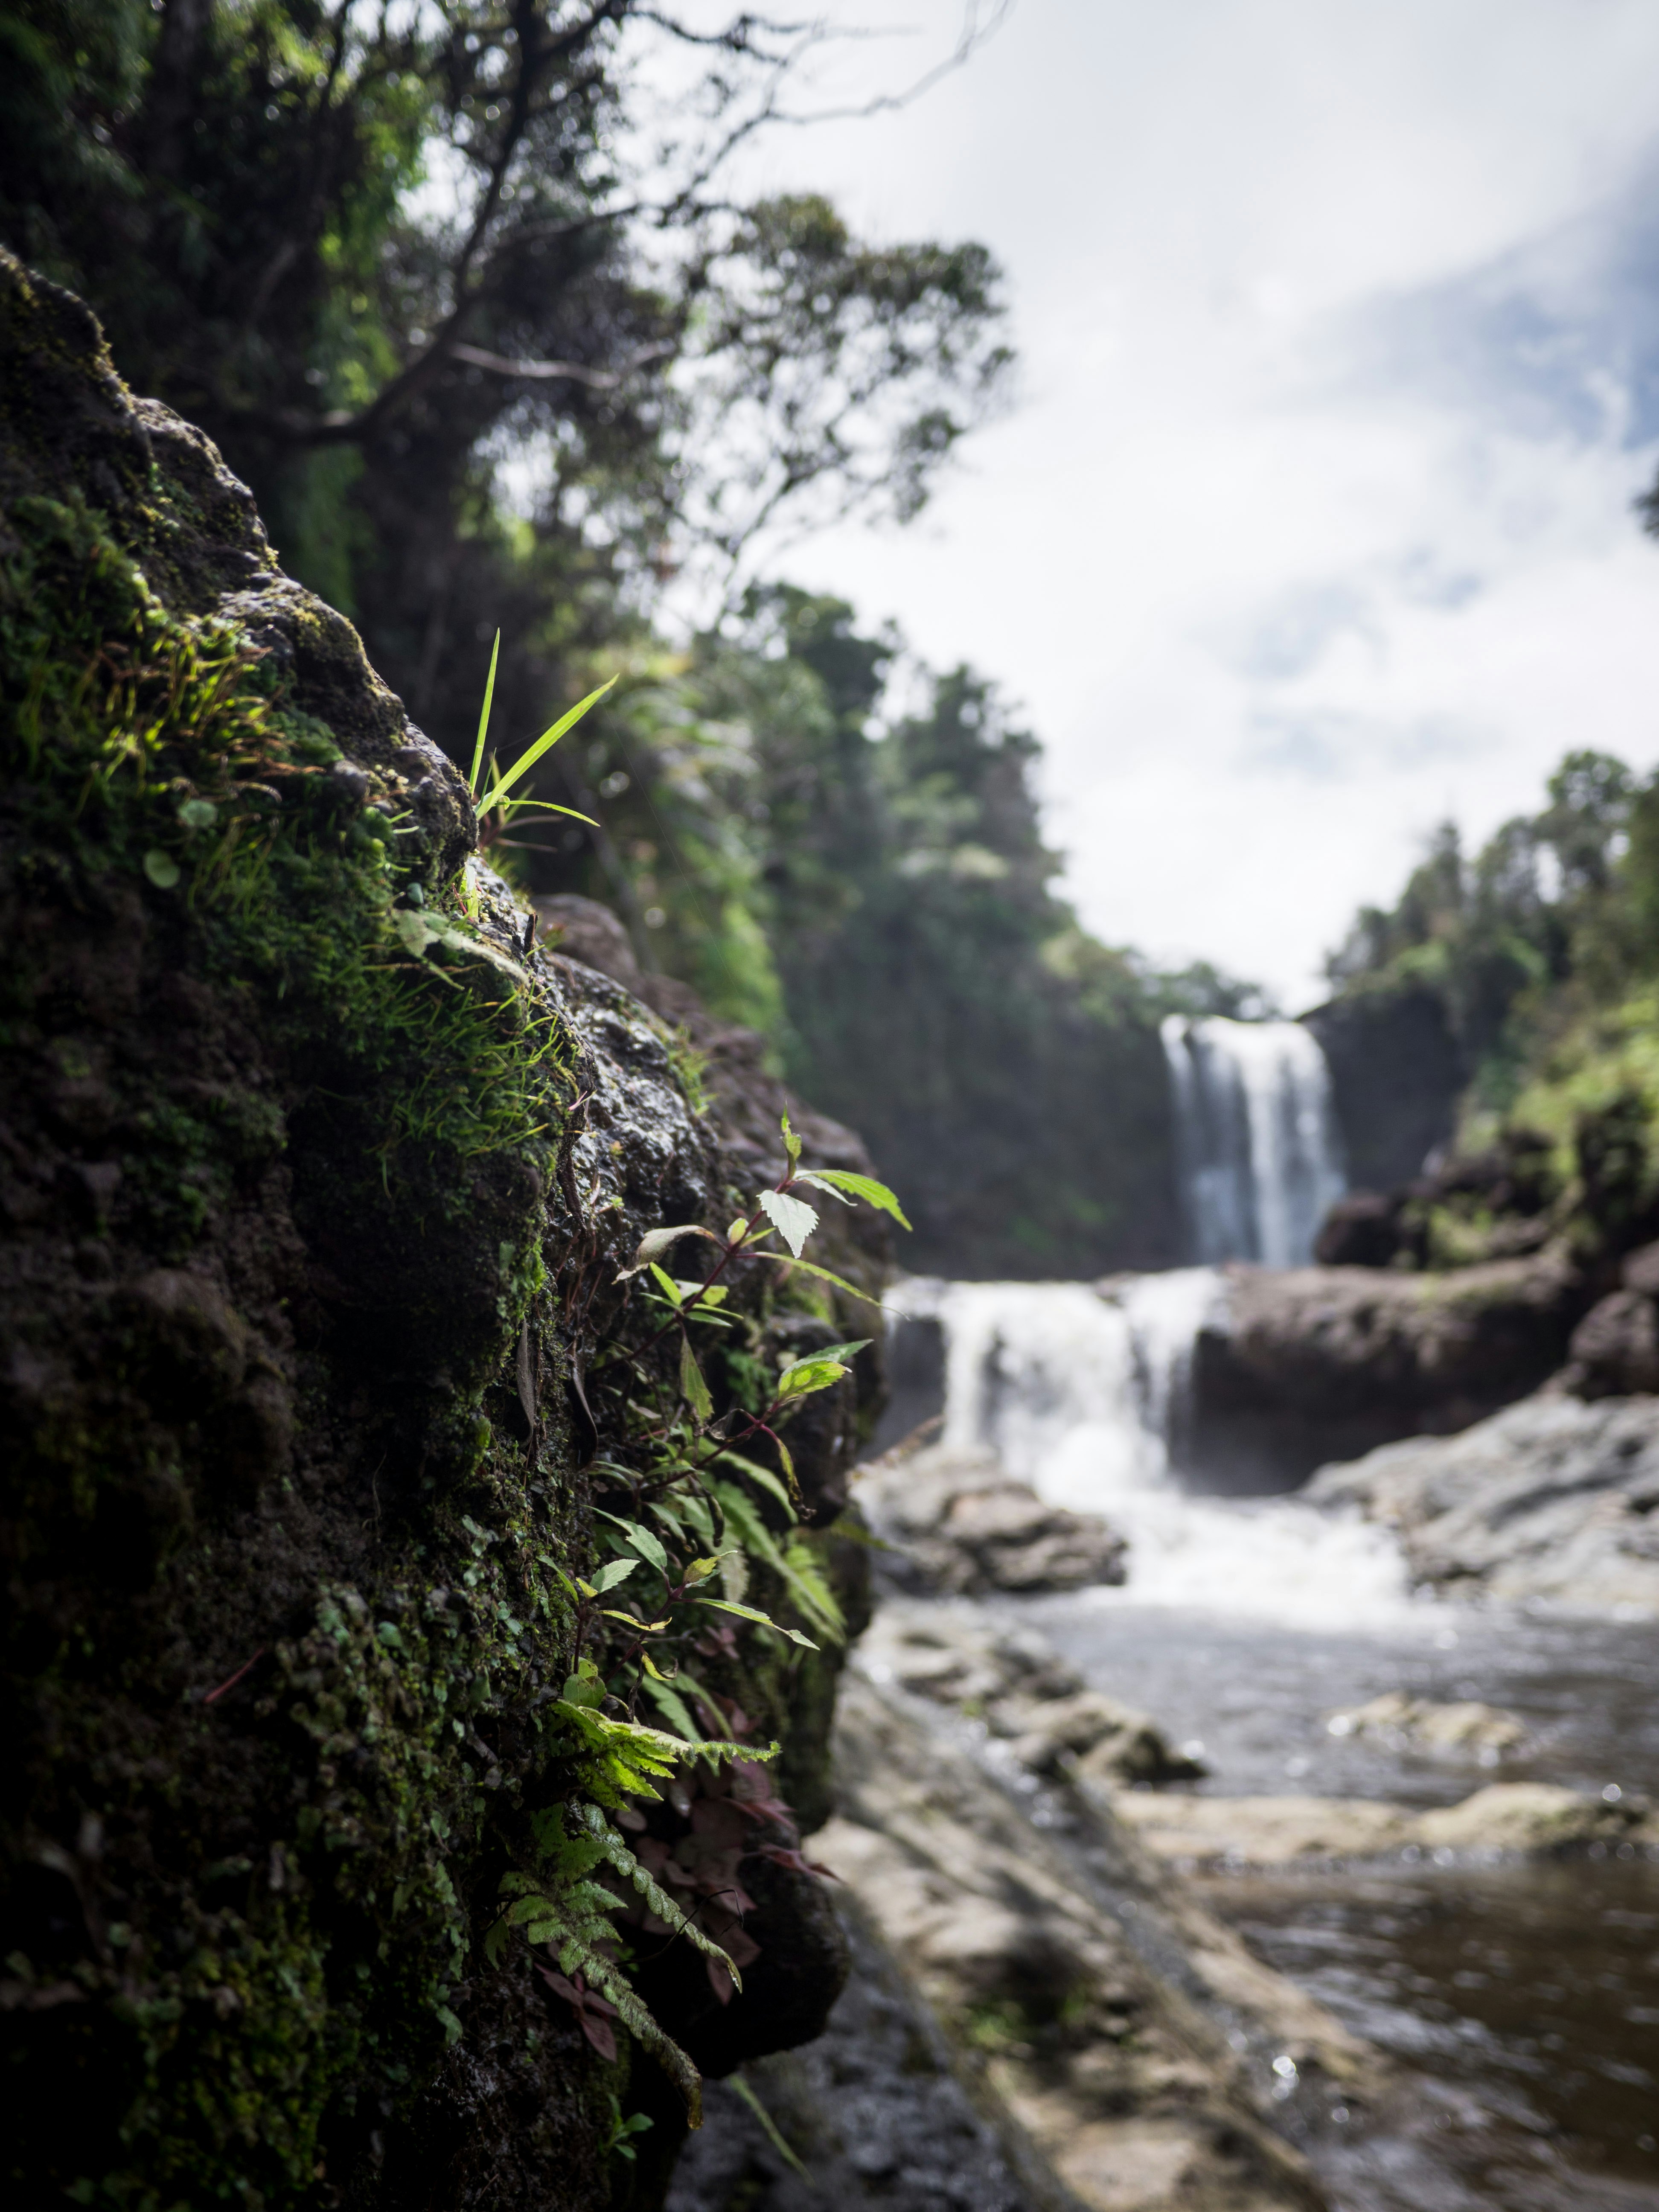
[1306,1393,1659,1610]
[1114,1785,1656,1869]
[859,1602,1204,1786]
[824,1666,1348,2212]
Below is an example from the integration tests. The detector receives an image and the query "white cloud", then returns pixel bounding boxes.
[686,0,1659,1006]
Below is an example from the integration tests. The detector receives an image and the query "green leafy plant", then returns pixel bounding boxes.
[486,1111,904,2124]
[601,2096,655,2163]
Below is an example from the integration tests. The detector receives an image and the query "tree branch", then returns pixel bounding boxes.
[448,339,674,385]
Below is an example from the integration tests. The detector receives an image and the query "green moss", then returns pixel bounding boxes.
[1,477,598,2200]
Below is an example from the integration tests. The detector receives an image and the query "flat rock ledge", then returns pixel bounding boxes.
[860,1599,1205,1785]
[1307,1391,1659,1610]
[1115,1783,1659,1871]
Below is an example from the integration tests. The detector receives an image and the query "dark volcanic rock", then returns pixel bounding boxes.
[666,1894,1030,2212]
[1313,1190,1403,1269]
[1566,1288,1659,1397]
[1304,983,1464,1194]
[1190,1252,1583,1488]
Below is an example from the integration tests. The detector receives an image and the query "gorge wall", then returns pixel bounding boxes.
[0,253,883,2211]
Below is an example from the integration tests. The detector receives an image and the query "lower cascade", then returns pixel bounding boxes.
[1162,1013,1347,1267]
[892,1272,1415,1626]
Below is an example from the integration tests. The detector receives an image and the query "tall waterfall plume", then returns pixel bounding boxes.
[1161,1016,1345,1268]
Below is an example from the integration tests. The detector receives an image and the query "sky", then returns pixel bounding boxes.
[694,0,1659,1010]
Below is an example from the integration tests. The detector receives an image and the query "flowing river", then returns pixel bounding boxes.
[877,1268,1659,2207]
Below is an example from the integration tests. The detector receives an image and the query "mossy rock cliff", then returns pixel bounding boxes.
[0,251,884,2212]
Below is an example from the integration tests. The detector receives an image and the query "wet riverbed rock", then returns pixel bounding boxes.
[1115,1784,1656,1868]
[859,1603,1204,1785]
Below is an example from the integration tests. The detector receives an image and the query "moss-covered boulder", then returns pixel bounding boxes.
[0,252,884,2212]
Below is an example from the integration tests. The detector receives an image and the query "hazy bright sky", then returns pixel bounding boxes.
[703,0,1659,1010]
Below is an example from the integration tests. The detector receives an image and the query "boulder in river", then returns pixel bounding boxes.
[1116,1784,1656,1869]
[1306,1392,1659,1610]
[858,1443,1128,1594]
[1324,1692,1528,1764]
[1190,1250,1585,1487]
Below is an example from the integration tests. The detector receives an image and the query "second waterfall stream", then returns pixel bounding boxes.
[885,1271,1418,1630]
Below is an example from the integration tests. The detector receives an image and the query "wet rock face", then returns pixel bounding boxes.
[1306,1392,1659,1610]
[1563,1242,1659,1397]
[0,255,873,2212]
[1114,1783,1657,1869]
[1303,984,1464,1197]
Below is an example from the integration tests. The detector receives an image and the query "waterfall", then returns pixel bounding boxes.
[888,1273,1414,1626]
[1161,1015,1346,1268]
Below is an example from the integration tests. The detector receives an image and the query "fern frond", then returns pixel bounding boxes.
[558,1927,704,2126]
[577,1804,743,1989]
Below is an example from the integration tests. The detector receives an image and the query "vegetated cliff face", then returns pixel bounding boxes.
[1193,995,1659,1486]
[0,253,885,2212]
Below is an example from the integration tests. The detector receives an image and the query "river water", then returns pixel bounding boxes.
[882,1269,1659,2207]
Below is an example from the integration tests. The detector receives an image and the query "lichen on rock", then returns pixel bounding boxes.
[0,251,884,2211]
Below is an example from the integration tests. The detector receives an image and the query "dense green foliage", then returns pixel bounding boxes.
[0,0,1244,1278]
[535,586,1257,1275]
[1322,747,1659,1252]
[0,0,1010,732]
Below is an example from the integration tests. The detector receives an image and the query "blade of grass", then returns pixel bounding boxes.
[728,2074,810,2180]
[477,675,617,814]
[469,630,501,802]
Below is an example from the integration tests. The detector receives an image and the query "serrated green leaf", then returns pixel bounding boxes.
[758,1188,817,1257]
[782,1339,870,1372]
[594,1512,669,1574]
[775,1358,847,1400]
[696,1596,818,1650]
[793,1167,912,1230]
[590,1557,638,1594]
[679,1335,713,1421]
